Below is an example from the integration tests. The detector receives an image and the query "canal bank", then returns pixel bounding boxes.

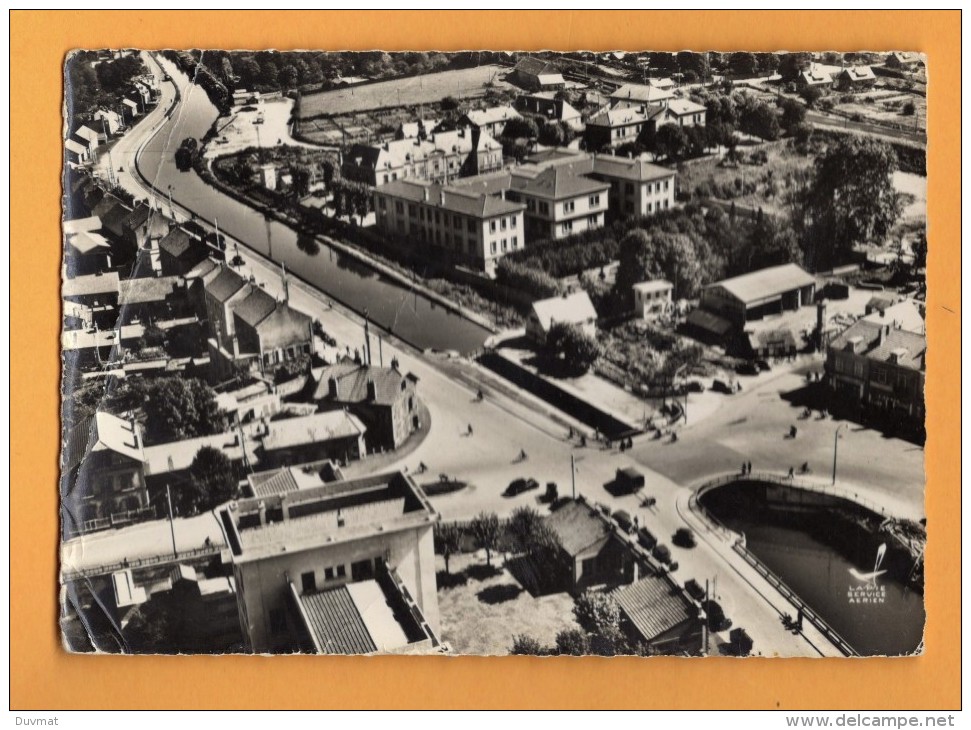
[130,53,492,355]
[695,474,925,656]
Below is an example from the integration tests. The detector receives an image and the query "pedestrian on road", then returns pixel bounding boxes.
[788,466,795,480]
[741,462,747,475]
[747,461,752,475]
[467,424,473,437]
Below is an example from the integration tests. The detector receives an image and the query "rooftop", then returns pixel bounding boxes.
[531,291,598,333]
[221,470,436,561]
[63,271,120,298]
[544,499,612,557]
[158,227,195,258]
[588,103,660,128]
[464,105,521,127]
[512,162,609,200]
[246,460,345,499]
[232,285,278,327]
[612,574,696,642]
[311,360,416,406]
[610,83,675,104]
[63,411,144,471]
[707,263,815,305]
[374,177,524,219]
[633,279,674,293]
[119,275,182,306]
[665,98,707,116]
[206,266,248,303]
[261,410,366,452]
[861,299,924,334]
[591,153,675,183]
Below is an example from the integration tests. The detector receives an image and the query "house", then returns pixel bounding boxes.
[459,105,522,139]
[633,280,673,320]
[508,160,610,241]
[74,125,102,152]
[661,98,707,128]
[746,328,799,360]
[307,360,420,451]
[798,64,835,90]
[612,574,702,655]
[60,412,153,537]
[544,499,636,592]
[117,275,187,325]
[205,273,314,382]
[700,263,816,329]
[585,152,675,220]
[825,319,926,427]
[122,202,173,253]
[516,92,583,131]
[62,271,120,309]
[65,138,90,165]
[63,216,113,277]
[885,52,921,69]
[609,83,675,107]
[121,97,140,121]
[217,470,442,654]
[836,66,877,90]
[861,299,924,334]
[527,290,598,345]
[342,128,503,187]
[583,104,662,152]
[394,118,440,141]
[258,410,367,468]
[93,108,123,135]
[509,57,565,92]
[158,227,208,277]
[372,176,526,275]
[232,89,261,106]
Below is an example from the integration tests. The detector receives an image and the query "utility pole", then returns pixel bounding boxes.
[832,423,847,485]
[166,484,177,557]
[571,453,577,499]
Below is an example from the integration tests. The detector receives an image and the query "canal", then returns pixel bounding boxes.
[136,56,491,354]
[702,482,925,656]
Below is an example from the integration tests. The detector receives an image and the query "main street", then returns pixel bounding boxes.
[78,52,921,656]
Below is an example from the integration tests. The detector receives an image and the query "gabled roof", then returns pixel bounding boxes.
[613,575,695,642]
[312,361,412,407]
[868,328,926,370]
[840,65,876,81]
[396,118,439,139]
[514,56,560,78]
[262,410,366,452]
[232,286,278,327]
[65,139,88,156]
[375,178,524,219]
[587,104,659,128]
[75,126,101,144]
[861,300,924,334]
[665,98,707,117]
[64,216,102,236]
[63,271,120,298]
[707,264,815,305]
[158,227,195,258]
[101,199,134,236]
[64,411,145,471]
[610,83,675,104]
[801,65,834,85]
[531,291,598,333]
[123,203,153,231]
[463,105,521,128]
[544,500,611,557]
[91,194,129,221]
[185,258,220,281]
[119,275,181,306]
[205,267,247,303]
[512,163,609,200]
[889,51,920,65]
[592,153,675,183]
[66,230,112,255]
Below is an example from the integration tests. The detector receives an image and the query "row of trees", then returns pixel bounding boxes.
[65,52,148,127]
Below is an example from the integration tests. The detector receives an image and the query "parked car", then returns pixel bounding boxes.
[684,379,705,393]
[613,509,634,533]
[504,477,539,497]
[612,467,645,494]
[712,379,736,394]
[652,543,672,564]
[673,527,697,548]
[756,359,772,372]
[736,361,759,376]
[637,527,658,551]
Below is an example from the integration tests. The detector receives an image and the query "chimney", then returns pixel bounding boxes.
[328,376,338,399]
[258,500,267,527]
[366,378,377,401]
[628,150,633,159]
[439,191,445,206]
[422,188,429,202]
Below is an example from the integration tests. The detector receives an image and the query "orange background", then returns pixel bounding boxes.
[10,10,960,710]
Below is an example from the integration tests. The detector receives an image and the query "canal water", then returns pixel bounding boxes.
[702,484,925,656]
[135,56,491,354]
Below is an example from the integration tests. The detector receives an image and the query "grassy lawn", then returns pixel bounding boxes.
[678,141,814,216]
[298,65,517,118]
[437,552,579,655]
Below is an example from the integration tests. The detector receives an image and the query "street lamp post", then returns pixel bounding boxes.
[832,423,847,485]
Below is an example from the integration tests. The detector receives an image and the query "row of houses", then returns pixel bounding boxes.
[65,75,160,165]
[797,63,878,92]
[372,148,676,274]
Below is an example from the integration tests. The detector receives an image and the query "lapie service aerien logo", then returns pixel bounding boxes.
[847,543,887,604]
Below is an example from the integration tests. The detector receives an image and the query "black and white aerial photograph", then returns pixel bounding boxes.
[60,47,927,658]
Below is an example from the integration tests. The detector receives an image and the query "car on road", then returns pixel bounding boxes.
[612,509,635,533]
[637,527,658,550]
[736,361,759,376]
[504,477,539,497]
[612,467,645,494]
[712,379,737,394]
[756,359,772,372]
[684,379,705,393]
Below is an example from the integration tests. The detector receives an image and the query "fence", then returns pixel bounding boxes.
[61,544,222,583]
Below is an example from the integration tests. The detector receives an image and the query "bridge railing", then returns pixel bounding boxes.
[61,545,222,583]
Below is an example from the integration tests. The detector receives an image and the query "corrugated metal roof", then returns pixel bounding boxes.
[298,586,378,655]
[708,263,815,305]
[613,575,694,642]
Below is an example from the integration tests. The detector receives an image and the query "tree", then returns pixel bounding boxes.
[554,628,590,656]
[902,100,916,116]
[179,446,239,515]
[440,95,460,111]
[290,165,311,198]
[538,120,565,146]
[502,116,539,140]
[546,322,601,375]
[740,101,781,141]
[654,123,688,161]
[778,52,812,83]
[728,52,758,77]
[798,85,823,108]
[573,590,624,652]
[237,58,262,89]
[791,122,814,153]
[143,377,224,443]
[799,136,899,270]
[469,511,502,566]
[676,51,709,82]
[704,599,732,632]
[508,506,542,554]
[779,97,807,133]
[510,634,547,656]
[911,233,927,273]
[435,523,462,575]
[615,229,703,307]
[321,160,335,190]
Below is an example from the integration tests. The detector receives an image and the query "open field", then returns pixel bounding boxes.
[297,64,516,119]
[828,90,926,134]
